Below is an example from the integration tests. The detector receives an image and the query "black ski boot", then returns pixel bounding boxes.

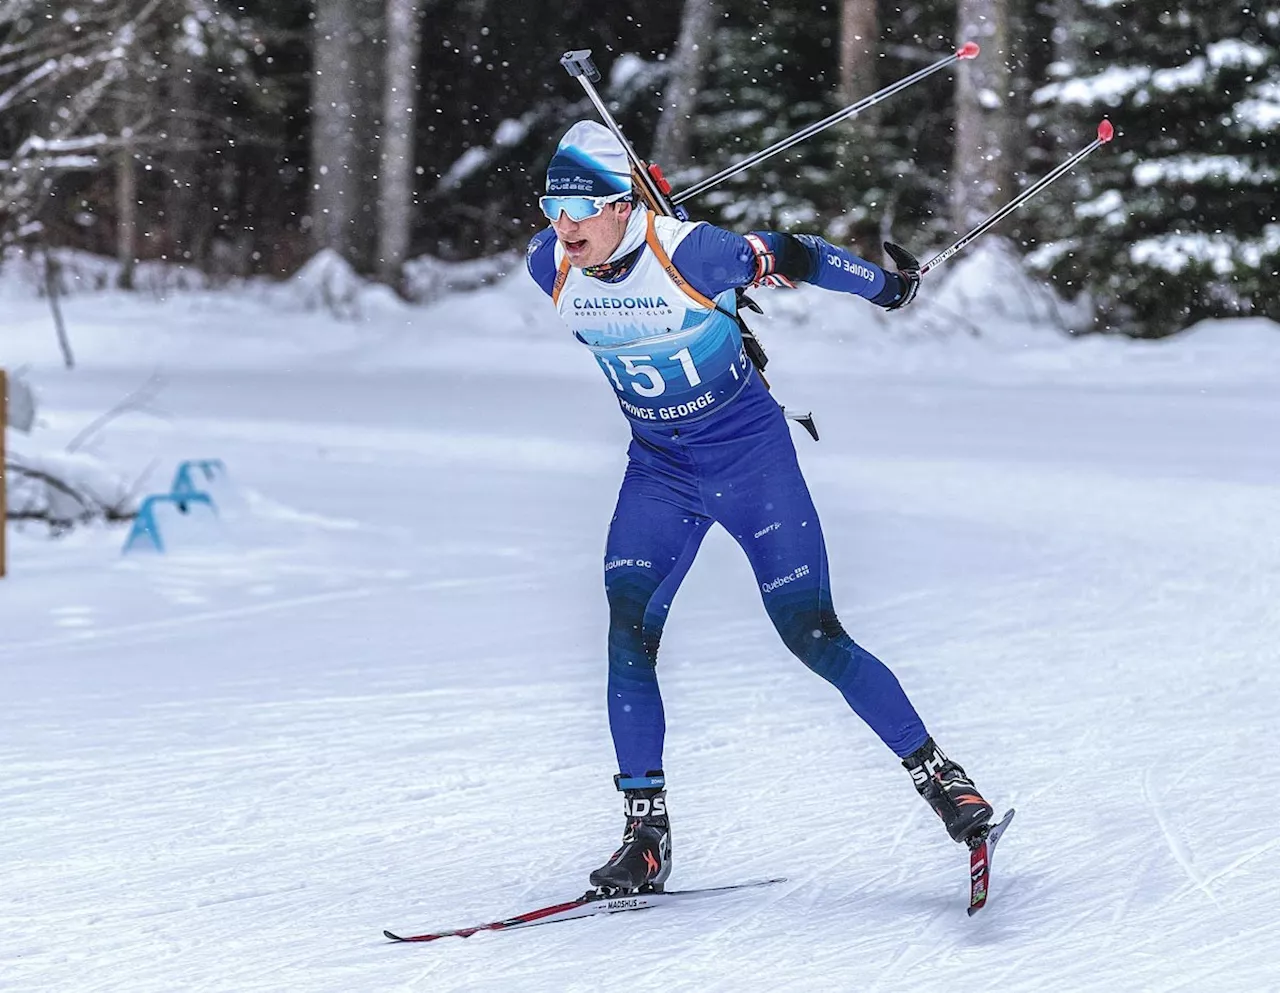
[589,772,671,893]
[903,738,993,844]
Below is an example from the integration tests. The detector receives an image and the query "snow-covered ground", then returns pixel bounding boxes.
[3,253,1280,992]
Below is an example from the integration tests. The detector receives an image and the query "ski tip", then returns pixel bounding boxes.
[957,41,980,60]
[1097,119,1115,143]
[383,930,405,942]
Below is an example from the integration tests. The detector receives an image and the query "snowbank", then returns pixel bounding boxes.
[402,252,516,305]
[271,248,517,318]
[0,247,214,299]
[271,249,406,321]
[0,242,1277,385]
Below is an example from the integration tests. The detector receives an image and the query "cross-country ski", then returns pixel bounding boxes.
[967,809,1016,915]
[384,878,786,943]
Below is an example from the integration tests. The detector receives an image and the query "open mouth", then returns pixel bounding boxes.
[563,238,588,254]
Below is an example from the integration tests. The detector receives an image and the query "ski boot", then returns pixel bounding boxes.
[589,771,671,894]
[902,738,993,844]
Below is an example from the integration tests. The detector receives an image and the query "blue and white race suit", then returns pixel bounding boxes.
[528,208,929,778]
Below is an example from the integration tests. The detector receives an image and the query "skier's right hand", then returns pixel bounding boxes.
[881,242,921,310]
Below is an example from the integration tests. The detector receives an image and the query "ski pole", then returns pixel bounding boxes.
[920,119,1116,276]
[560,49,677,217]
[671,42,980,206]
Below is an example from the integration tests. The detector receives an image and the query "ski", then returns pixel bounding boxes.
[966,807,1015,916]
[384,877,786,943]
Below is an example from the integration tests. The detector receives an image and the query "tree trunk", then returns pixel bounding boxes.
[837,0,880,258]
[116,131,138,290]
[312,0,357,263]
[311,0,385,271]
[377,0,425,289]
[652,0,720,169]
[839,0,878,111]
[953,0,1016,234]
[162,40,204,269]
[113,9,143,291]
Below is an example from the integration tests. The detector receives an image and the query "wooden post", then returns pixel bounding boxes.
[1,368,7,579]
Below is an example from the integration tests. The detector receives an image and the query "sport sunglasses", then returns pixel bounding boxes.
[539,190,631,222]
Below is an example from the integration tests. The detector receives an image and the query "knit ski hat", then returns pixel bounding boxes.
[545,120,632,197]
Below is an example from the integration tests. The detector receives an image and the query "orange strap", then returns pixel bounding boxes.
[550,253,572,306]
[553,214,716,312]
[644,212,718,310]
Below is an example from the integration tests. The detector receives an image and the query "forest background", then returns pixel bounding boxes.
[0,0,1275,338]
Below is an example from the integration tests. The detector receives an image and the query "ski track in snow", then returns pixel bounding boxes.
[3,359,1280,992]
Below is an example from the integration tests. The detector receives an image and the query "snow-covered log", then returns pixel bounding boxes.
[5,450,136,533]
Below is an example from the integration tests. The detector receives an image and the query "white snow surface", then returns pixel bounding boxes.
[4,252,1280,992]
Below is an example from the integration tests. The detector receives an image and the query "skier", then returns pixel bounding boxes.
[526,121,993,894]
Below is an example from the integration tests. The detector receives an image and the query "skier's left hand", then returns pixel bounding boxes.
[881,242,921,310]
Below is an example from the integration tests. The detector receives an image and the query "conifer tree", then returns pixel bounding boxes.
[669,1,962,262]
[1031,0,1280,336]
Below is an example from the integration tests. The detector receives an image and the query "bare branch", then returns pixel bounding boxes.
[65,373,168,454]
[0,56,66,113]
[4,460,136,532]
[0,33,98,80]
[14,133,112,156]
[0,153,99,171]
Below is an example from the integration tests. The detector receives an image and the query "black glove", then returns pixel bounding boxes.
[882,241,921,310]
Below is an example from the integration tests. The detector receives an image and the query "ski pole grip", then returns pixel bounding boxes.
[560,49,600,82]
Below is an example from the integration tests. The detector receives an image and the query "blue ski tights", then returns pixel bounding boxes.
[604,378,929,777]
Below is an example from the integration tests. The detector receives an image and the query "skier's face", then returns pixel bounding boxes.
[551,202,632,268]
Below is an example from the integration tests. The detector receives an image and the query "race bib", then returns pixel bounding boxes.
[581,302,754,426]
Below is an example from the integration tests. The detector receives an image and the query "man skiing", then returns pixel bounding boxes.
[526,120,993,894]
